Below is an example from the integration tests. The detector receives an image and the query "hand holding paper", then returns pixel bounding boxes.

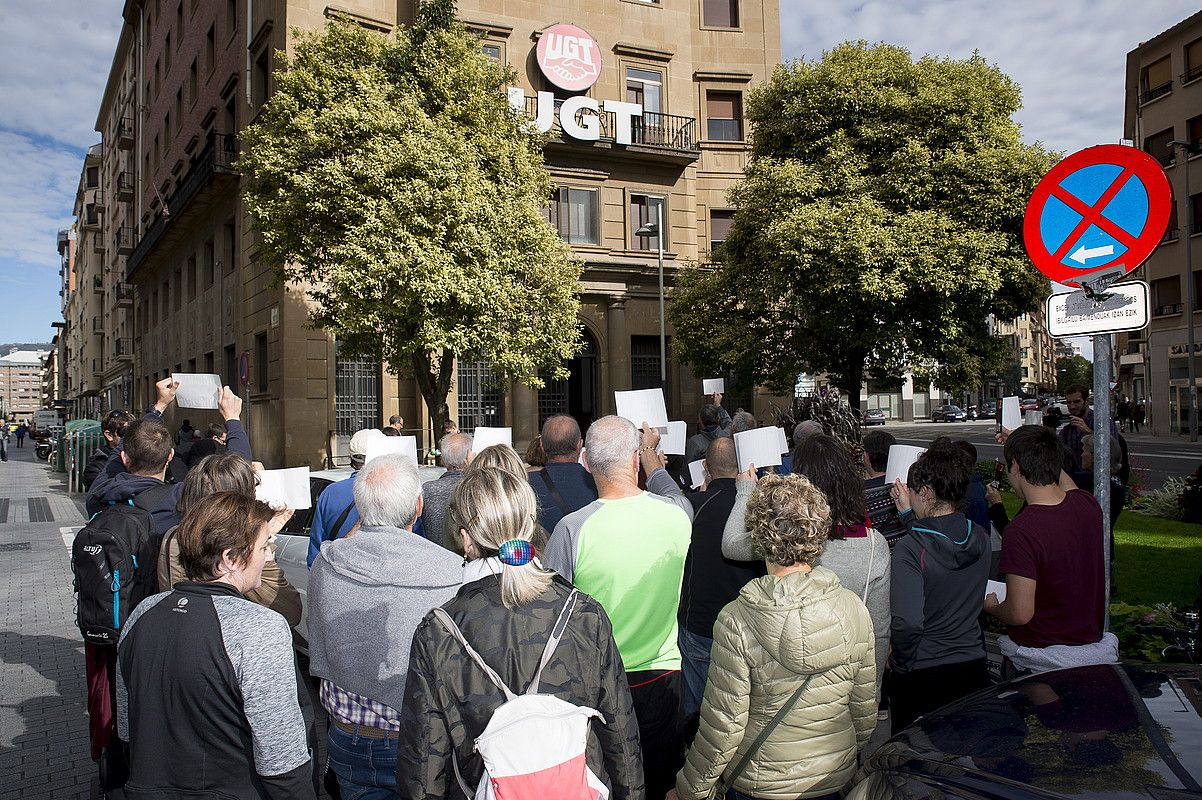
[733,428,783,473]
[884,445,926,486]
[986,579,1008,604]
[255,467,312,510]
[615,389,668,431]
[1001,397,1022,432]
[702,378,725,395]
[172,373,222,410]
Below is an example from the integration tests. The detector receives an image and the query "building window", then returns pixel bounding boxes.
[631,335,668,390]
[545,187,599,245]
[1145,127,1176,167]
[174,90,182,132]
[174,267,182,310]
[253,48,270,109]
[189,59,197,104]
[702,0,739,28]
[1153,276,1182,316]
[86,166,99,189]
[625,67,663,114]
[203,239,215,286]
[1141,55,1172,103]
[456,361,502,433]
[1187,38,1202,83]
[255,331,268,392]
[186,256,196,300]
[1188,115,1202,152]
[206,25,215,73]
[1192,193,1202,236]
[175,1,183,44]
[204,351,214,374]
[224,343,237,386]
[481,42,502,62]
[227,0,237,34]
[709,209,734,250]
[706,90,743,140]
[630,193,665,250]
[334,340,380,436]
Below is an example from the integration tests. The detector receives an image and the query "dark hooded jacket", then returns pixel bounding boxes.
[889,511,990,673]
[396,573,644,800]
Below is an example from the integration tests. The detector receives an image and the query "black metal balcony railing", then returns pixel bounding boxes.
[519,96,699,154]
[115,337,133,359]
[1141,80,1173,104]
[117,116,135,149]
[116,171,135,200]
[92,275,104,292]
[116,226,136,254]
[1164,227,1180,242]
[127,132,239,278]
[1155,303,1184,316]
[1194,221,1202,236]
[91,316,104,332]
[115,281,134,307]
[1183,65,1202,84]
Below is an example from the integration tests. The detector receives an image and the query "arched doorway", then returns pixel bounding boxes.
[538,328,599,435]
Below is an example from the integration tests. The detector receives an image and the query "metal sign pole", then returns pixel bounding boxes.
[1092,333,1113,631]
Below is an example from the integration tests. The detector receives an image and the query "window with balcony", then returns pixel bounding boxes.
[1154,276,1181,316]
[1141,55,1172,103]
[544,187,599,245]
[710,209,734,250]
[1165,200,1180,242]
[706,91,743,140]
[630,193,665,250]
[1145,127,1176,167]
[1187,38,1202,83]
[702,0,739,27]
[625,67,663,114]
[1191,192,1202,236]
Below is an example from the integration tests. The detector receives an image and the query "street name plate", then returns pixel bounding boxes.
[1045,281,1149,337]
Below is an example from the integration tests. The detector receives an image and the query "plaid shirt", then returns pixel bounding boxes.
[319,680,401,731]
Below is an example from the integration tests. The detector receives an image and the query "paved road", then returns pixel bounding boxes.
[871,419,1202,490]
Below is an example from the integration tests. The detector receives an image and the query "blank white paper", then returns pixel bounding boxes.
[775,426,789,454]
[702,378,725,394]
[471,427,513,451]
[615,388,668,431]
[1001,397,1022,431]
[734,428,783,473]
[365,435,419,466]
[255,467,312,510]
[172,373,222,410]
[658,421,687,455]
[884,444,926,486]
[986,579,1008,603]
[688,459,706,489]
[1024,410,1042,427]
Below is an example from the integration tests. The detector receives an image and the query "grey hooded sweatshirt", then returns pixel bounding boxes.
[889,511,991,674]
[307,525,462,713]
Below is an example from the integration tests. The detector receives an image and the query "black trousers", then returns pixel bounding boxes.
[627,669,685,800]
[889,658,989,734]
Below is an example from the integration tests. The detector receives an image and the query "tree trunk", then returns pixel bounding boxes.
[842,355,865,411]
[411,348,455,460]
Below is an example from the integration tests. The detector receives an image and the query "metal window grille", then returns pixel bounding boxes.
[334,342,380,437]
[456,361,502,433]
[538,368,569,425]
[631,336,667,390]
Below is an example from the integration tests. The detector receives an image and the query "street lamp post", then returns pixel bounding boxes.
[1169,139,1197,441]
[635,203,667,386]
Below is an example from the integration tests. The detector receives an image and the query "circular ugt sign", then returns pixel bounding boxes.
[536,23,602,93]
[1023,144,1172,288]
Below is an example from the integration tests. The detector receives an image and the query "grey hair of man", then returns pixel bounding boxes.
[793,419,824,445]
[584,415,640,477]
[440,432,474,471]
[730,411,757,435]
[353,453,422,528]
[541,414,583,459]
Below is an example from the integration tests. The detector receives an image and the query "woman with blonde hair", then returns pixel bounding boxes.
[396,467,643,799]
[672,474,877,800]
[462,443,550,550]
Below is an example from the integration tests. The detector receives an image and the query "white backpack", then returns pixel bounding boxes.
[432,589,610,800]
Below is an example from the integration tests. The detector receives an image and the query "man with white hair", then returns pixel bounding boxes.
[420,431,473,547]
[308,453,462,798]
[543,415,691,800]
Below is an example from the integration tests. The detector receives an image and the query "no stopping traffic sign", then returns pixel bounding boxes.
[1023,144,1172,288]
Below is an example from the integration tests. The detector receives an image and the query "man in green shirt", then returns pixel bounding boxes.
[543,414,691,800]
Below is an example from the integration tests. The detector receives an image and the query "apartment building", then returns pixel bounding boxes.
[62,145,108,419]
[1122,9,1202,435]
[0,350,49,422]
[991,305,1058,397]
[73,0,781,467]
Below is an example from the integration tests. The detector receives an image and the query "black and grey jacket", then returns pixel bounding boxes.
[116,581,316,800]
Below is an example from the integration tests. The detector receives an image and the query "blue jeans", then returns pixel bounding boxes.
[678,627,713,718]
[327,723,400,800]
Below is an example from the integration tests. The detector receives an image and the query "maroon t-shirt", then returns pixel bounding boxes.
[997,489,1105,648]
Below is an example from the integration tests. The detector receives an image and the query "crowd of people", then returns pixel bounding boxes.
[73,379,1119,800]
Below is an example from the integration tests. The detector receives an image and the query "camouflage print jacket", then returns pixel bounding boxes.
[396,573,645,800]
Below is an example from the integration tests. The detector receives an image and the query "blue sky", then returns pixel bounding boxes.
[2,1,1199,359]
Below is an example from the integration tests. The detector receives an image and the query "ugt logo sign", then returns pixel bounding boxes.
[537,24,602,92]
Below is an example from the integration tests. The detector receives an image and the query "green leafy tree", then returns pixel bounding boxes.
[239,16,581,436]
[1056,354,1093,393]
[670,42,1056,408]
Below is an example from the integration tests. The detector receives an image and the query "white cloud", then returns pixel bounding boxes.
[779,0,1201,154]
[0,131,81,269]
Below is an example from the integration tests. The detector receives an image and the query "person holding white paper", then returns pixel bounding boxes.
[308,428,381,567]
[887,442,991,732]
[684,397,732,466]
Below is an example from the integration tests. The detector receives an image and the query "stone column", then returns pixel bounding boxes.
[606,297,628,415]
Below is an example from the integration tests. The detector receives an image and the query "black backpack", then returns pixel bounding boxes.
[71,484,174,646]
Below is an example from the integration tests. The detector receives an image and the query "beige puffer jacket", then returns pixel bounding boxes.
[677,565,877,800]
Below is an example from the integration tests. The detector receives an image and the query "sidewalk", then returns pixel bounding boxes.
[0,442,92,800]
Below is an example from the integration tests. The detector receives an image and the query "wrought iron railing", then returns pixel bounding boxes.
[1141,80,1173,104]
[519,96,699,153]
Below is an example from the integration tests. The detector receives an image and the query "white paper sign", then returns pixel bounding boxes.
[658,421,687,455]
[702,378,725,394]
[172,373,222,409]
[884,444,926,486]
[733,428,783,473]
[471,427,513,451]
[1023,410,1042,427]
[578,447,586,466]
[615,388,668,431]
[986,579,1008,604]
[365,435,419,466]
[776,426,789,454]
[1001,397,1022,431]
[688,459,707,489]
[255,467,311,510]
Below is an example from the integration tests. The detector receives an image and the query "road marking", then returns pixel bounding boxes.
[61,526,82,554]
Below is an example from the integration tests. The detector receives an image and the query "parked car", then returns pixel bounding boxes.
[275,465,446,652]
[863,409,887,426]
[1020,399,1041,412]
[980,400,998,419]
[931,405,968,423]
[846,662,1202,800]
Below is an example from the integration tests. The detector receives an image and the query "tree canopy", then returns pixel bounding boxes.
[239,15,581,434]
[669,42,1056,406]
[1057,354,1094,393]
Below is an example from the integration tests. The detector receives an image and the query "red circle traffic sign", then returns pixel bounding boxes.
[1023,144,1171,288]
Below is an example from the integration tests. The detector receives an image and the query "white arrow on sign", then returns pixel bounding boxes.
[1069,244,1114,264]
